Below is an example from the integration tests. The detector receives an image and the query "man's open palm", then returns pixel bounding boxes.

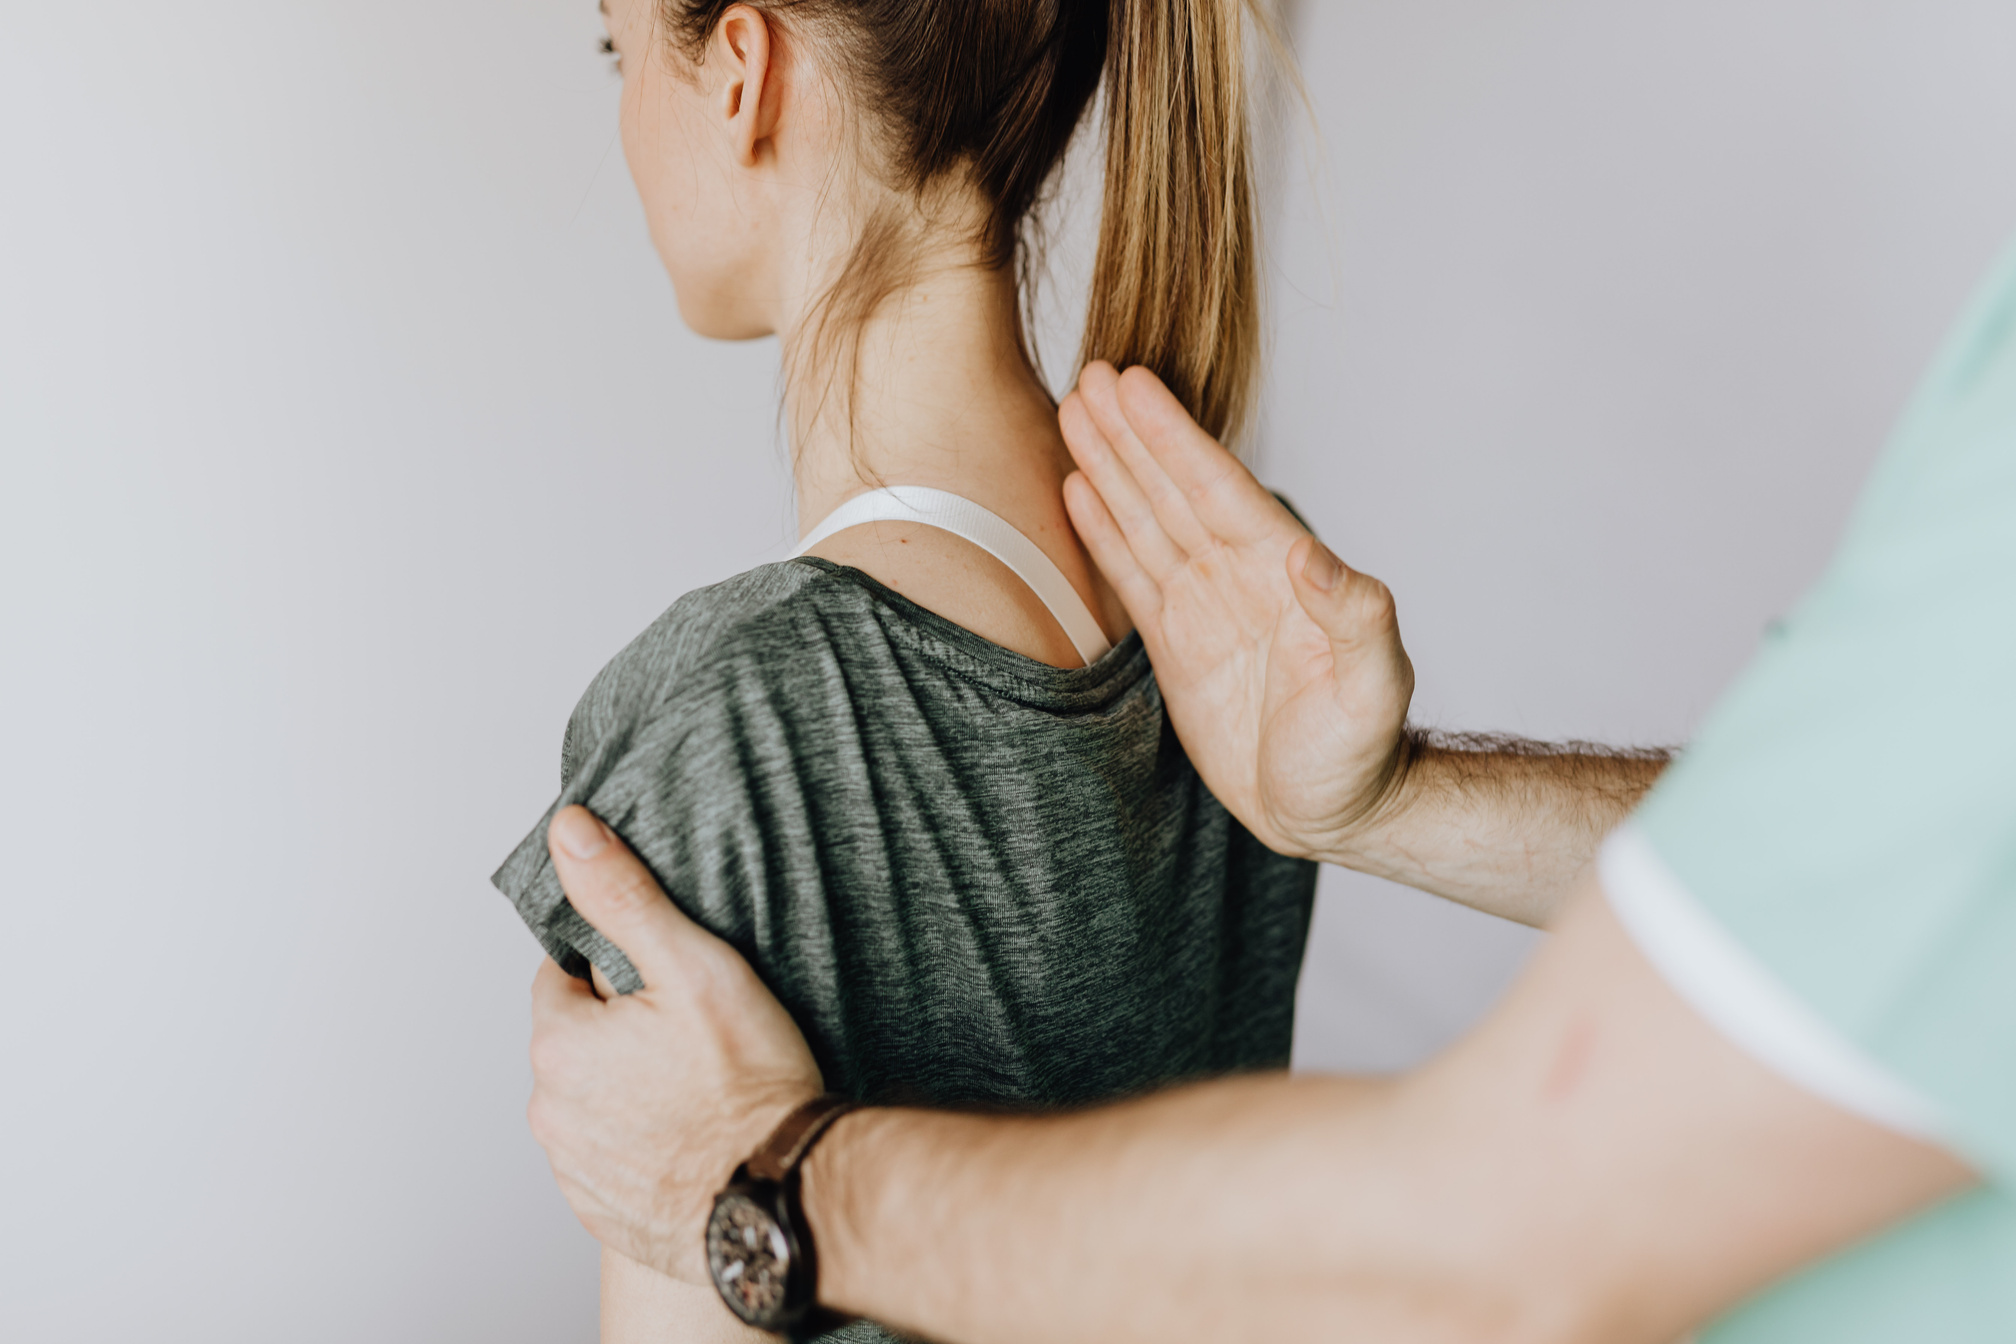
[1060,363,1415,863]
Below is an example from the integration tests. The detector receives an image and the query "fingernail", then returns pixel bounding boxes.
[553,807,609,860]
[1302,543,1343,593]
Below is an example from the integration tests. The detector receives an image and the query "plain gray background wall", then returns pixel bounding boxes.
[4,2,2013,1337]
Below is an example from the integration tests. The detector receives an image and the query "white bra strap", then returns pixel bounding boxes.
[792,485,1113,666]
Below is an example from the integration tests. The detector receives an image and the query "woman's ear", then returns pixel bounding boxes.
[712,5,779,169]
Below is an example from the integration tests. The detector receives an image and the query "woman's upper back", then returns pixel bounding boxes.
[495,557,1316,1108]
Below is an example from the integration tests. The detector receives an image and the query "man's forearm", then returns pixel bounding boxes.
[1329,731,1671,926]
[793,887,1962,1344]
[805,1074,1482,1344]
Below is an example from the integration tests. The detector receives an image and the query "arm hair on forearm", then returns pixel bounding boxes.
[1329,729,1673,926]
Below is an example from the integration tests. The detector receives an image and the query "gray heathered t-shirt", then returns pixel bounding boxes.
[494,557,1316,1336]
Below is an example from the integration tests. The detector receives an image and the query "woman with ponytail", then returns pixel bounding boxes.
[494,3,1307,1337]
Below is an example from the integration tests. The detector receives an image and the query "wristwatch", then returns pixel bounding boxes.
[706,1094,859,1337]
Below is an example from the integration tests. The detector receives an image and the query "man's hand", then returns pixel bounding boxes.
[527,805,823,1282]
[1060,361,1416,863]
[1062,363,1668,924]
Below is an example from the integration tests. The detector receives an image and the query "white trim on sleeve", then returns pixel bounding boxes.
[1598,823,1947,1145]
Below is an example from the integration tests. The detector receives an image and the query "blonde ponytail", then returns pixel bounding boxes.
[1084,0,1261,445]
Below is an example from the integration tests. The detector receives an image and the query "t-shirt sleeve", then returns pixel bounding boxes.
[491,683,716,994]
[491,570,838,995]
[1609,242,2016,1182]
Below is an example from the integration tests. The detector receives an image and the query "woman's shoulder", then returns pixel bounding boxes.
[607,558,872,686]
[560,562,872,758]
[554,555,1151,785]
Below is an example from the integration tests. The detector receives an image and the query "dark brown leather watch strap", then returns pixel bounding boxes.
[747,1094,859,1184]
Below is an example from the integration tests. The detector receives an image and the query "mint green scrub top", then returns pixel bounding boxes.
[1599,240,2016,1340]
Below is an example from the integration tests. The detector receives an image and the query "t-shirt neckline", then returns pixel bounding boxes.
[787,556,1149,711]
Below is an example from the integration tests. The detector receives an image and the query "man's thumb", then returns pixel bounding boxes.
[547,805,696,992]
[1288,536,1396,654]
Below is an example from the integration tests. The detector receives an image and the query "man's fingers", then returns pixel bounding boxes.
[547,805,711,994]
[1112,365,1300,547]
[1078,363,1219,559]
[1061,383,1189,583]
[1064,471,1164,638]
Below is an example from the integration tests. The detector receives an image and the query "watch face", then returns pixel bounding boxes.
[707,1190,795,1324]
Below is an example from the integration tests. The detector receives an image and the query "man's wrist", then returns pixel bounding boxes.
[796,1106,888,1316]
[794,1105,1030,1335]
[1307,731,1673,924]
[1304,727,1425,870]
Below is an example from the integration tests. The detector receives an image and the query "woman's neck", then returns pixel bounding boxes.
[775,233,1131,666]
[783,260,1070,530]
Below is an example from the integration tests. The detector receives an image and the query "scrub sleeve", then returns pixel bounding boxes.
[1598,240,2016,1341]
